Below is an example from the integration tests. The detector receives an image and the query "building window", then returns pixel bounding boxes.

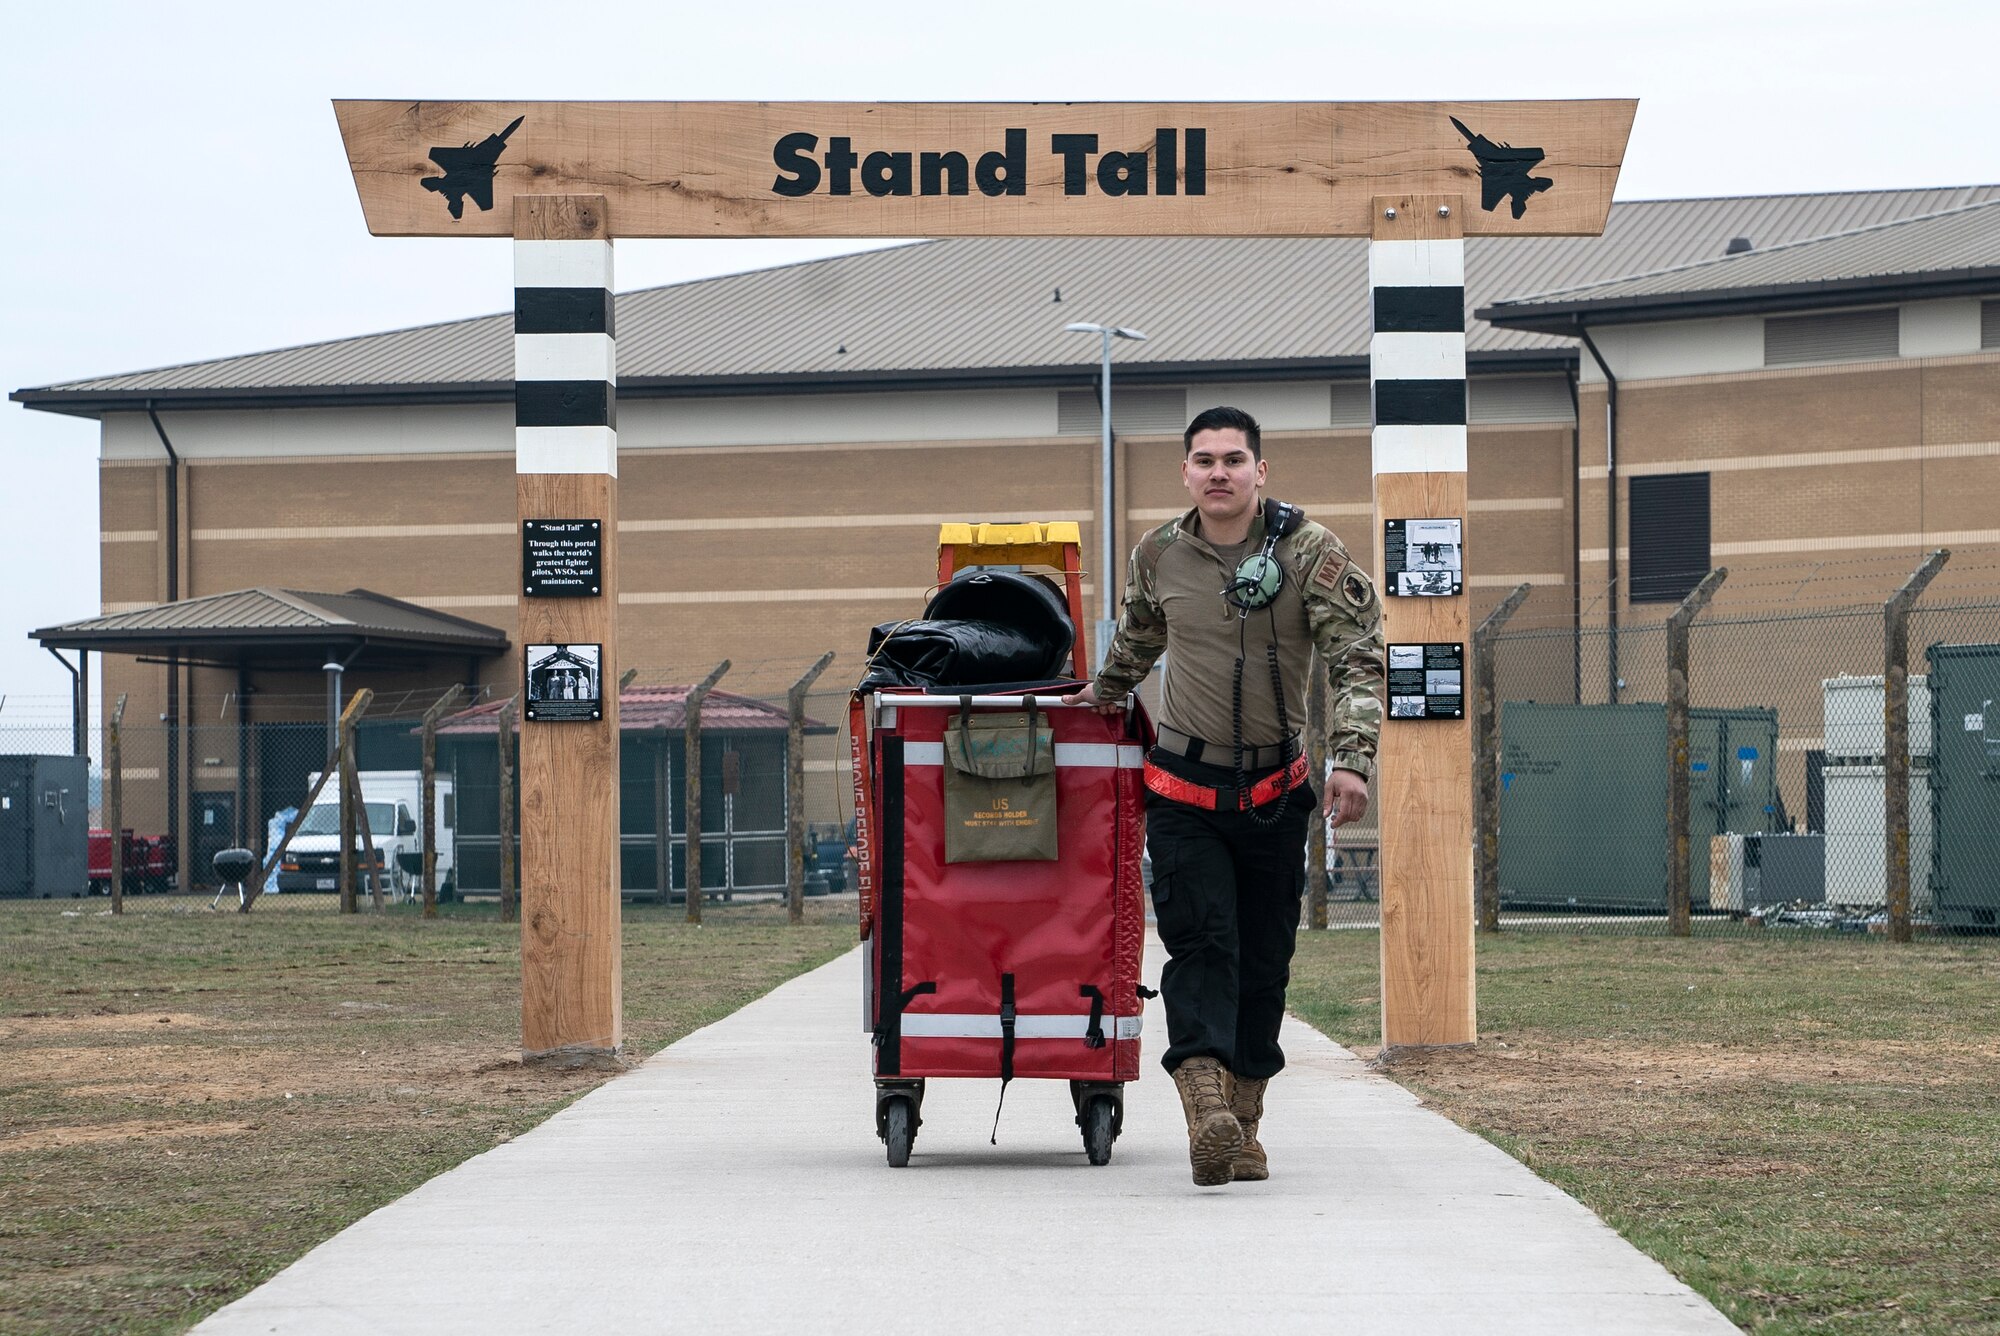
[1763,308,1899,366]
[1330,381,1371,427]
[1056,387,1187,435]
[1982,299,2000,350]
[1628,472,1710,604]
[1468,374,1575,424]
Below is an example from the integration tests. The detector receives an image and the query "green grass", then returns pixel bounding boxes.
[1289,931,2000,1335]
[0,897,857,1335]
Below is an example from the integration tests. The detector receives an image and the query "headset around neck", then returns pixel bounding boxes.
[1220,498,1302,615]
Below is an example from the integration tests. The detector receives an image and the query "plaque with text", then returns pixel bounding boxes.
[523,519,602,597]
[1384,518,1462,597]
[524,643,602,721]
[1388,642,1464,719]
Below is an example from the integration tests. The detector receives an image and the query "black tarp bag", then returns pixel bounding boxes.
[858,570,1075,691]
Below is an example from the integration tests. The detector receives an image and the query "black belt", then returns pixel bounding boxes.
[1154,724,1300,771]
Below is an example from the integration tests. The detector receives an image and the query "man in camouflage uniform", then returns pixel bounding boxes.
[1064,405,1385,1187]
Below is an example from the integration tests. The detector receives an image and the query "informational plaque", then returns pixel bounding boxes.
[1384,518,1463,597]
[523,519,602,597]
[524,643,603,721]
[1388,642,1464,720]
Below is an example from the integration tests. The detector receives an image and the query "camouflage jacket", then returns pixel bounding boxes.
[1093,505,1387,778]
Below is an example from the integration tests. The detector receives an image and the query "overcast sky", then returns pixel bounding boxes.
[3,0,1995,716]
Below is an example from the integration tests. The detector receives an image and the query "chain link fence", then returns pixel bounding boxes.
[0,664,864,915]
[1482,562,2000,938]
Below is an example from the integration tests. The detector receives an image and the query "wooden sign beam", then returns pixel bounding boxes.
[335,100,1634,239]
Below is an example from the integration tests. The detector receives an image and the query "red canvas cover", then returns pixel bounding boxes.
[864,692,1150,1083]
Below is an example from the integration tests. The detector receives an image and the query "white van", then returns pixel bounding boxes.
[274,771,455,900]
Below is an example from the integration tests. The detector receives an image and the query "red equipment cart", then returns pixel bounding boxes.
[849,523,1151,1166]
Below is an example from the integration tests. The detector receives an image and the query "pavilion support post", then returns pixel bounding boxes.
[1370,195,1475,1051]
[786,653,836,926]
[513,195,622,1064]
[109,695,126,916]
[684,660,731,925]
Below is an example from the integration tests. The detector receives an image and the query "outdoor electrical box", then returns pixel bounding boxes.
[0,755,90,898]
[1497,703,1780,912]
[1822,674,1933,911]
[1926,644,2000,932]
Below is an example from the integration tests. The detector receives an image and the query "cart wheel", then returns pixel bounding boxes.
[884,1097,915,1168]
[1082,1096,1117,1166]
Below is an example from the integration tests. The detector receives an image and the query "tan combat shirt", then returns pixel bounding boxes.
[1093,506,1387,778]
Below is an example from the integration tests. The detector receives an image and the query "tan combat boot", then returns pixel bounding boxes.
[1169,1056,1242,1187]
[1229,1076,1269,1181]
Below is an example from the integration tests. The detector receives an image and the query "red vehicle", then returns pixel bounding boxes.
[88,829,177,895]
[852,522,1150,1167]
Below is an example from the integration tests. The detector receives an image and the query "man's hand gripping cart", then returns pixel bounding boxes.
[849,523,1152,1167]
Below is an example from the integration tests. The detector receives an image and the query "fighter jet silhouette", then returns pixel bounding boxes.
[1450,117,1553,221]
[420,116,525,220]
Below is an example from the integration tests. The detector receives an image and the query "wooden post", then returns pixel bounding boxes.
[787,653,836,926]
[420,685,464,918]
[349,761,385,910]
[1666,568,1727,937]
[1371,194,1475,1050]
[1306,659,1329,931]
[1473,583,1532,934]
[1886,549,1949,943]
[338,699,359,915]
[497,696,518,925]
[108,695,126,916]
[514,195,621,1062]
[684,660,731,925]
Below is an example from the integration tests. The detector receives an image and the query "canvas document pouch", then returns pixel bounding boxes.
[942,700,1058,863]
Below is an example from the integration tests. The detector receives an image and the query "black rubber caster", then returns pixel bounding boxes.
[884,1097,915,1167]
[1082,1096,1117,1165]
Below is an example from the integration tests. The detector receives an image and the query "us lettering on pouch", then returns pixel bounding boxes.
[771,128,1205,198]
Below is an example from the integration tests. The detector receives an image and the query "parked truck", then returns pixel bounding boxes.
[274,771,455,900]
[87,829,178,895]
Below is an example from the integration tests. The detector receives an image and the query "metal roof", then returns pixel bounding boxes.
[16,185,2000,415]
[433,686,830,736]
[1483,198,2000,331]
[32,587,509,662]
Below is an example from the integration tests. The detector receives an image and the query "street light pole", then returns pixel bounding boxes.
[1064,321,1148,671]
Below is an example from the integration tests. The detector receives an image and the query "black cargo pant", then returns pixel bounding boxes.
[1145,751,1315,1081]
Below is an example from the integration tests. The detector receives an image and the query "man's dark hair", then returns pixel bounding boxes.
[1184,405,1262,459]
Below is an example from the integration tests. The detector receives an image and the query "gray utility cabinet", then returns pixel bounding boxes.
[1927,644,2000,931]
[0,755,90,898]
[1498,703,1780,910]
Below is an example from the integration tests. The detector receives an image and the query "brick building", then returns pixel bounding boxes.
[15,184,2000,873]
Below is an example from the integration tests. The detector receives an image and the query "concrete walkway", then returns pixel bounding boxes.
[198,945,1733,1335]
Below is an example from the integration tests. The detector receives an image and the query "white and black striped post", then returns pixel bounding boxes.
[1368,195,1475,1049]
[514,195,622,1063]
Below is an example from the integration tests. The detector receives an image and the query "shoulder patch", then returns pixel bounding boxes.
[1340,571,1371,610]
[1312,555,1348,592]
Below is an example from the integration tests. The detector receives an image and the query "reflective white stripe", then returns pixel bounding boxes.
[516,425,619,476]
[900,1013,1143,1040]
[514,239,614,289]
[515,332,616,383]
[1372,423,1467,475]
[1368,331,1466,382]
[874,694,1106,709]
[901,742,1144,768]
[1367,237,1465,288]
